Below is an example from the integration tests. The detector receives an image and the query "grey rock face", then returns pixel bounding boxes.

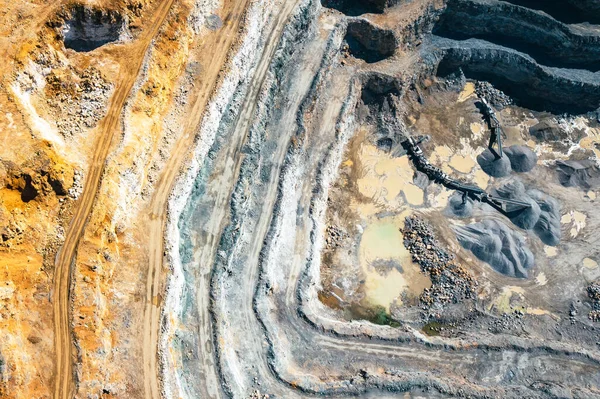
[556,160,600,190]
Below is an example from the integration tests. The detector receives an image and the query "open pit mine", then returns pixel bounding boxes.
[3,0,600,398]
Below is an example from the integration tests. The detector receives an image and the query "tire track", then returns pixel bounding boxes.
[52,1,175,398]
[142,0,255,398]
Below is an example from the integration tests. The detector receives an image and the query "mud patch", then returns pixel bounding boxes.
[359,217,431,310]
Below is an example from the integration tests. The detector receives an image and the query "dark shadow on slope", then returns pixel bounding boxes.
[62,5,124,52]
[503,0,600,25]
[345,20,397,63]
[436,48,600,114]
[321,0,388,16]
[433,0,600,71]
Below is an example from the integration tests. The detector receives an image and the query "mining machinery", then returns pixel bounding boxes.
[477,94,504,160]
[402,135,531,217]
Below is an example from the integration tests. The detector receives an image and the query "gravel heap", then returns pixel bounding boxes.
[454,219,535,278]
[504,145,537,173]
[477,149,512,177]
[492,180,541,230]
[587,282,600,322]
[475,81,512,109]
[490,179,561,246]
[477,145,537,177]
[401,216,476,319]
[446,192,474,218]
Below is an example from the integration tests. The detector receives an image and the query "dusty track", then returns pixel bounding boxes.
[141,1,254,398]
[52,1,175,398]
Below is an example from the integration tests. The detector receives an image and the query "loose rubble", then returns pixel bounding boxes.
[401,215,476,319]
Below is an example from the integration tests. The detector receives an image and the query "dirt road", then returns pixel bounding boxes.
[52,1,175,398]
[141,1,254,398]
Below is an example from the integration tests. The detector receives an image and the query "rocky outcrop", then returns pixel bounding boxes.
[434,0,600,71]
[430,36,600,114]
[57,5,129,52]
[344,19,397,63]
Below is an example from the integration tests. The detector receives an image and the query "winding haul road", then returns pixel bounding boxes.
[142,0,256,397]
[52,1,175,398]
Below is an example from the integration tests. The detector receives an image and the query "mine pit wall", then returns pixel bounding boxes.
[434,0,600,71]
[426,38,600,114]
[395,2,444,51]
[256,76,360,389]
[503,0,600,25]
[159,0,301,398]
[251,14,352,387]
[206,1,333,396]
[424,0,600,114]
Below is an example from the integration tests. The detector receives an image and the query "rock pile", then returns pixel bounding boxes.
[504,145,537,173]
[477,149,512,177]
[477,145,537,178]
[556,160,600,190]
[325,225,348,249]
[401,216,475,318]
[46,67,113,137]
[587,282,600,322]
[488,179,561,246]
[475,81,512,109]
[446,192,474,218]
